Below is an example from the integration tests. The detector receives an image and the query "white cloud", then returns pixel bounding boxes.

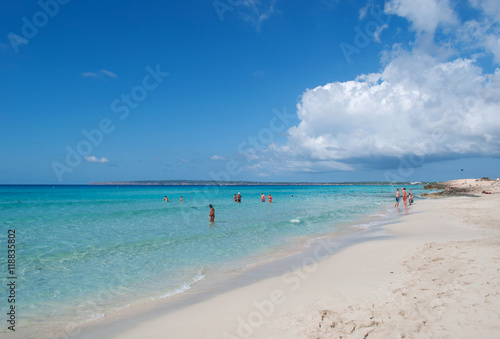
[238,0,278,31]
[100,69,118,78]
[485,36,500,64]
[373,24,388,42]
[359,0,376,20]
[82,69,117,79]
[385,0,457,35]
[82,72,99,78]
[260,52,500,172]
[84,156,110,163]
[469,0,500,24]
[242,1,500,175]
[210,155,225,160]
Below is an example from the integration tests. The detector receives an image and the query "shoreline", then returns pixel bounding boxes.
[67,200,400,338]
[1,184,401,339]
[2,187,399,339]
[76,188,500,338]
[64,200,400,339]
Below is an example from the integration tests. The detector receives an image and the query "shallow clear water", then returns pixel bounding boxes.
[0,184,423,335]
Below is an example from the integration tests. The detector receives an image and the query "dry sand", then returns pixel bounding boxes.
[77,182,500,339]
[422,178,500,197]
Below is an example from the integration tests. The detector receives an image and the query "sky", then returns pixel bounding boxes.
[1,0,499,184]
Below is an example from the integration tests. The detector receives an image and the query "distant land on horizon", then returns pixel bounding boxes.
[88,180,427,186]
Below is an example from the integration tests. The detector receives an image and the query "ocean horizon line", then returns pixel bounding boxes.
[88,180,428,186]
[0,180,428,186]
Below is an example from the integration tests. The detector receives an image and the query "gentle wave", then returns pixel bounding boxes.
[158,272,206,299]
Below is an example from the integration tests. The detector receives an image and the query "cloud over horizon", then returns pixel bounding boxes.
[84,156,110,163]
[255,0,500,175]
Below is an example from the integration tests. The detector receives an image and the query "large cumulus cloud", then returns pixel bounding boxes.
[281,53,500,168]
[259,0,500,174]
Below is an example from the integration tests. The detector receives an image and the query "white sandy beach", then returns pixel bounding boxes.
[75,179,500,339]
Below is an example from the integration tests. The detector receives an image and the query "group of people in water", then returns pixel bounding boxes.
[394,188,414,208]
[163,196,182,202]
[164,192,277,222]
[165,188,414,223]
[233,192,274,203]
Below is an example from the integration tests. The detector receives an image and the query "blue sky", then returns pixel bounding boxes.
[1,0,499,184]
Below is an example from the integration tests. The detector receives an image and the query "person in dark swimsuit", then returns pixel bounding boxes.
[395,188,399,208]
[209,204,215,222]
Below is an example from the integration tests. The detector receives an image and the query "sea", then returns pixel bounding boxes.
[0,184,423,338]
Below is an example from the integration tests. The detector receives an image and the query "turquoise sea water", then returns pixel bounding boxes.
[0,184,422,337]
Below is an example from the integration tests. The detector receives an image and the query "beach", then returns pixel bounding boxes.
[74,180,500,338]
[0,184,399,338]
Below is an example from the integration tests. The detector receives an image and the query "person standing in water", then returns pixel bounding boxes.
[237,192,241,203]
[261,193,265,202]
[180,196,183,202]
[209,204,215,222]
[164,196,169,202]
[268,194,273,203]
[394,188,399,208]
[402,188,408,207]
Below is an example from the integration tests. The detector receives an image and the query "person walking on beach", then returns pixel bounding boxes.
[268,194,273,203]
[209,204,215,222]
[402,188,408,207]
[395,188,400,207]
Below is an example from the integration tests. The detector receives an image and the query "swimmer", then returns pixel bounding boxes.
[209,204,215,222]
